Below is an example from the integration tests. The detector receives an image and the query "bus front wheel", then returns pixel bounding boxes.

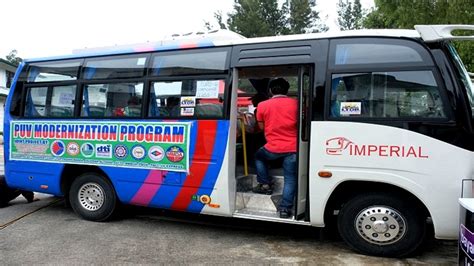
[69,173,117,222]
[337,193,425,257]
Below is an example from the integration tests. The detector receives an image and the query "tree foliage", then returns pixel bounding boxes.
[5,49,22,66]
[286,0,328,34]
[337,0,363,30]
[226,0,327,37]
[363,0,474,71]
[227,0,286,37]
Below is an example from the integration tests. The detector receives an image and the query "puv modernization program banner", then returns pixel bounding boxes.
[10,121,191,172]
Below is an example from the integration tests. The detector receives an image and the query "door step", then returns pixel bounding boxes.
[236,192,281,212]
[233,208,310,225]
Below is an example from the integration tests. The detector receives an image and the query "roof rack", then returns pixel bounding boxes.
[415,25,474,42]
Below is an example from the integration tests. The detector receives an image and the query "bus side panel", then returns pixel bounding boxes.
[111,120,231,215]
[5,161,65,195]
[309,121,474,239]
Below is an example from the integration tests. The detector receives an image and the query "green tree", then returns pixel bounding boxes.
[363,0,474,71]
[5,49,22,66]
[337,0,363,30]
[227,0,286,37]
[286,0,328,34]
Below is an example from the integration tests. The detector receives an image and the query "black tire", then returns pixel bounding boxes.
[337,193,426,257]
[69,173,117,222]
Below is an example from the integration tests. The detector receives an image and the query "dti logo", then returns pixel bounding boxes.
[326,137,353,155]
[96,144,112,158]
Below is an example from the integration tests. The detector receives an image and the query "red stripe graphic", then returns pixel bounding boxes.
[171,120,217,211]
[130,170,167,206]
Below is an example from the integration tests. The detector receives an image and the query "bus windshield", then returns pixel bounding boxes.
[448,43,474,118]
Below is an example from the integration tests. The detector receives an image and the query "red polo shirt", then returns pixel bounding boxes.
[256,95,298,153]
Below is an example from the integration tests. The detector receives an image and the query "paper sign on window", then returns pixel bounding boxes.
[59,93,74,105]
[155,82,182,96]
[196,80,219,99]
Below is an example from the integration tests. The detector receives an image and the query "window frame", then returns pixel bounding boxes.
[149,47,231,77]
[23,83,78,119]
[81,53,151,80]
[325,37,454,123]
[328,37,435,71]
[15,46,232,120]
[80,78,147,119]
[144,74,230,120]
[325,67,454,123]
[25,59,83,83]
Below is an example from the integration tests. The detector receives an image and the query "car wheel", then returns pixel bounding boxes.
[337,193,426,257]
[69,173,117,222]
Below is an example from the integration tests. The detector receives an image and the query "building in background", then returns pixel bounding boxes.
[0,59,16,133]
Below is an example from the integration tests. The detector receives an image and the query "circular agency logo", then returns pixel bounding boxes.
[131,145,146,160]
[50,140,65,157]
[80,143,94,158]
[66,142,80,156]
[148,146,165,162]
[114,145,128,160]
[165,146,185,163]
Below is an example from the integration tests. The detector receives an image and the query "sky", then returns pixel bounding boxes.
[0,0,374,59]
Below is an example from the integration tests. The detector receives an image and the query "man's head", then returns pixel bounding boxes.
[269,78,290,96]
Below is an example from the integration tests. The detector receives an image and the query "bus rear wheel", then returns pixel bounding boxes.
[337,193,425,257]
[69,173,117,222]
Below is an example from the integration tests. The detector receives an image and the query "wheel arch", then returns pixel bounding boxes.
[60,164,110,200]
[324,181,432,229]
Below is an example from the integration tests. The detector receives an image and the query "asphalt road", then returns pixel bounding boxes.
[0,194,458,264]
[0,144,458,264]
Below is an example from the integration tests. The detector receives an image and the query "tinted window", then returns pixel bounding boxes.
[25,85,76,117]
[151,51,227,76]
[149,79,225,118]
[81,82,144,117]
[330,71,446,119]
[83,56,147,80]
[335,44,423,65]
[27,60,81,82]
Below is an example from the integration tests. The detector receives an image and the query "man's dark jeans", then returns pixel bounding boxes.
[255,147,297,210]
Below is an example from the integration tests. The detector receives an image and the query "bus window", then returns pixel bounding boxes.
[330,71,447,119]
[81,82,144,117]
[149,79,225,118]
[83,55,147,80]
[24,85,76,117]
[27,60,81,82]
[150,50,227,77]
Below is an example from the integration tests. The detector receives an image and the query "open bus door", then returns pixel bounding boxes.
[295,66,311,219]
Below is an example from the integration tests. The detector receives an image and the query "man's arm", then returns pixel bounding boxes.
[257,121,264,131]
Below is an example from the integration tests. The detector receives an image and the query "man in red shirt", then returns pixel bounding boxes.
[253,78,297,219]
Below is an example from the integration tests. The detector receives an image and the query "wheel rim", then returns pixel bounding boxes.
[355,206,406,245]
[78,183,105,211]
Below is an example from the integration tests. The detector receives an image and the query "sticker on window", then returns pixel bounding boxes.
[340,102,362,116]
[196,80,220,99]
[180,97,196,107]
[137,58,147,66]
[181,107,194,116]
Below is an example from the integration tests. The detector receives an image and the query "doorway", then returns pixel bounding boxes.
[233,65,311,222]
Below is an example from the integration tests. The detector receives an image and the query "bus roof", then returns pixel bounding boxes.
[24,29,421,63]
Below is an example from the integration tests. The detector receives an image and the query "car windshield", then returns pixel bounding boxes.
[448,44,474,118]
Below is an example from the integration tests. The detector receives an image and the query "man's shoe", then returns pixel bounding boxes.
[279,209,291,219]
[252,183,273,195]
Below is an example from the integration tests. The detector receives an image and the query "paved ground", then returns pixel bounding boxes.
[0,145,459,264]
